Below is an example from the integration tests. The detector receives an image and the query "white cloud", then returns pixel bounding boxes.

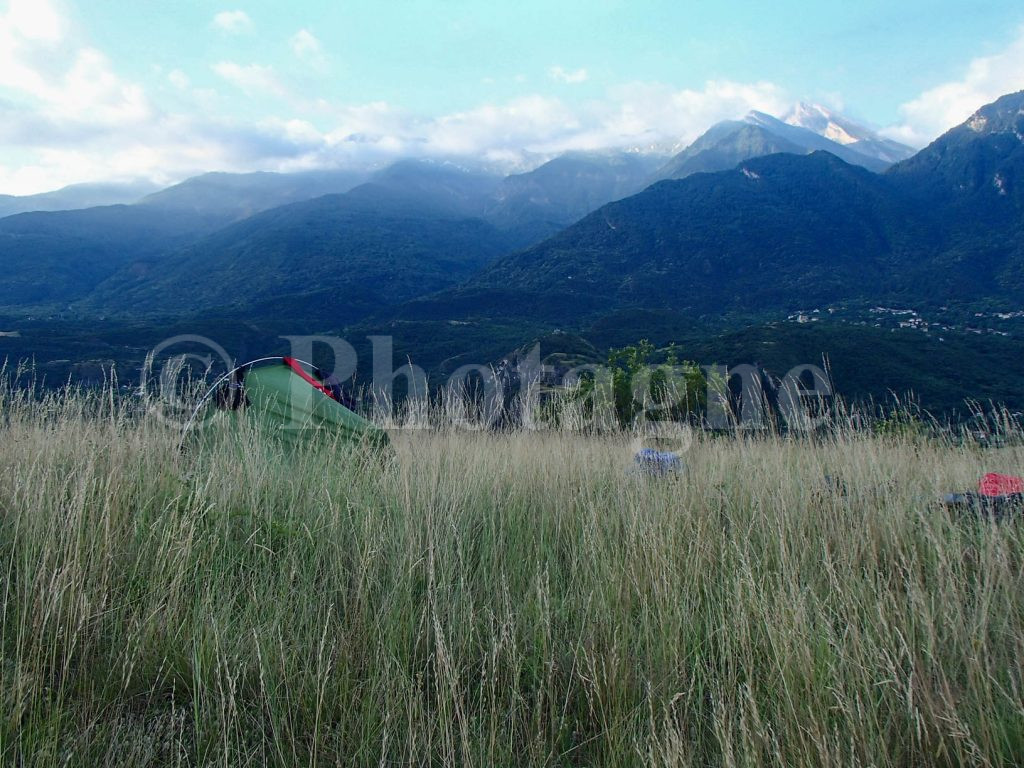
[596,79,791,150]
[167,69,189,90]
[289,28,327,70]
[549,66,588,84]
[0,0,66,96]
[425,95,581,156]
[883,28,1024,147]
[0,0,210,192]
[60,48,150,124]
[212,10,253,35]
[0,69,796,194]
[0,3,796,196]
[213,61,285,97]
[0,0,152,133]
[308,79,791,163]
[5,0,63,42]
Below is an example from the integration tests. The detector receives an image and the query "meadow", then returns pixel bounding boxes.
[1,381,1023,766]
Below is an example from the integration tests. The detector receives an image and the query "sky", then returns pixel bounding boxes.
[1,0,1024,195]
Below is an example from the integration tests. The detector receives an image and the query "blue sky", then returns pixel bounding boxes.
[1,0,1023,193]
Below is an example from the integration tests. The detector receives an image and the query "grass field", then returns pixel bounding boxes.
[1,383,1023,766]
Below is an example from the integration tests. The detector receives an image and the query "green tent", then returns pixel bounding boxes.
[184,357,390,453]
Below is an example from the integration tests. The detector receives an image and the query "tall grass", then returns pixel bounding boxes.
[1,379,1023,766]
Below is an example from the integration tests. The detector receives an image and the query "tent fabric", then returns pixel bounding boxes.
[194,359,390,453]
[282,356,337,400]
[979,473,1024,498]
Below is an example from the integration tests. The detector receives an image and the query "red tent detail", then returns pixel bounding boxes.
[979,473,1024,497]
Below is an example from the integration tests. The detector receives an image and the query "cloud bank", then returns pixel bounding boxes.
[884,27,1024,146]
[1,1,1022,194]
[0,0,794,196]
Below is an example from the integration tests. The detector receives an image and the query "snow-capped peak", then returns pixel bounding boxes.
[783,102,863,146]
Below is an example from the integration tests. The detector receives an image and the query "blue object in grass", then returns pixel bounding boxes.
[633,448,683,476]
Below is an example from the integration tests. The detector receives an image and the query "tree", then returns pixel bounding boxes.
[606,341,707,428]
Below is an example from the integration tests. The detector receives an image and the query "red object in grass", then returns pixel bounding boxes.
[979,473,1024,497]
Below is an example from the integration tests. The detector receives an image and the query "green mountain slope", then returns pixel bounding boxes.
[886,90,1024,298]
[401,152,942,323]
[0,205,232,308]
[87,189,514,326]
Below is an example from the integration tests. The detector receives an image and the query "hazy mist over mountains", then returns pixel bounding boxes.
[0,101,912,214]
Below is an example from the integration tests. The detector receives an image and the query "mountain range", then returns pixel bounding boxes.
[1,93,1022,414]
[404,151,930,322]
[400,92,1022,327]
[0,100,909,224]
[0,101,916,314]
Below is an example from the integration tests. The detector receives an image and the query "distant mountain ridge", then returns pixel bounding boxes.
[0,180,159,219]
[0,155,658,312]
[484,151,665,244]
[0,103,908,227]
[403,152,931,322]
[137,169,372,221]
